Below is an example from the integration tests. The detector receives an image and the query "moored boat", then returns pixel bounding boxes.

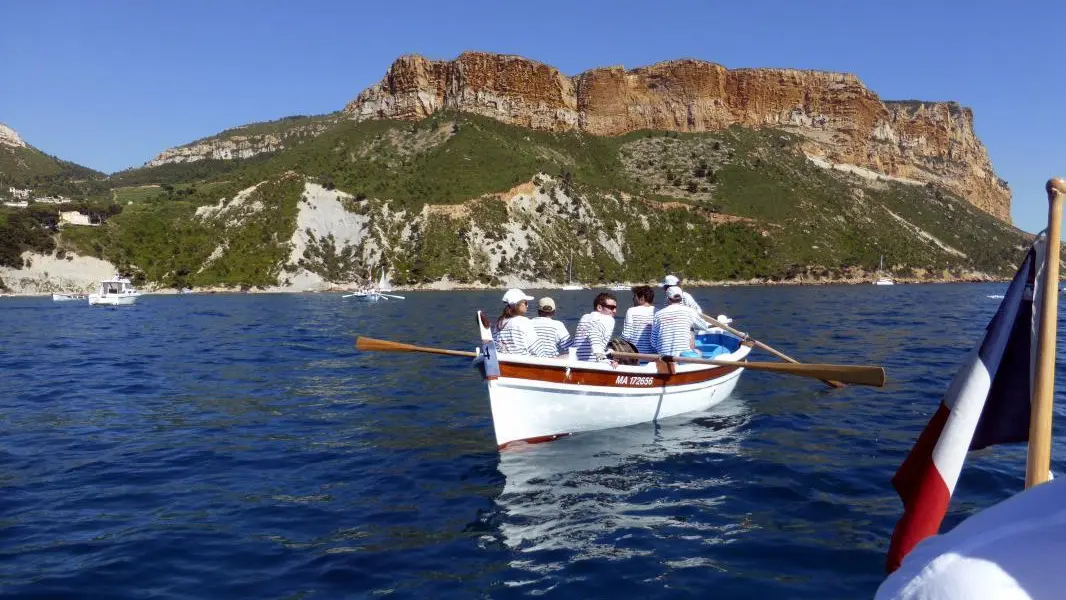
[52,293,87,302]
[87,275,141,306]
[474,311,752,448]
[874,255,895,285]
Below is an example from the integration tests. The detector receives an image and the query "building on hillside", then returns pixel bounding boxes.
[59,211,96,226]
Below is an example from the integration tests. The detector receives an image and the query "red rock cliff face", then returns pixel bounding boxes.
[345,52,1010,222]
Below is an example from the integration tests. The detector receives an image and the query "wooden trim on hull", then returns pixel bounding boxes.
[498,433,572,450]
[497,361,742,388]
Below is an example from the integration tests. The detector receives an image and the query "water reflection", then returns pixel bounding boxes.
[487,398,755,571]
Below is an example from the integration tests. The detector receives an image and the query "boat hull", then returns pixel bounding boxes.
[348,293,384,302]
[88,294,139,306]
[485,345,751,447]
[52,293,85,302]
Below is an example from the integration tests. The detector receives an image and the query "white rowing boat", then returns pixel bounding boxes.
[474,311,751,448]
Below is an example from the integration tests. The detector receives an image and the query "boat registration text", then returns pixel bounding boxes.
[615,375,655,386]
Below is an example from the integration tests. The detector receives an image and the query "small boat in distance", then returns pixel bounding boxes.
[88,275,141,306]
[343,268,405,302]
[52,293,87,302]
[560,250,585,290]
[874,255,895,286]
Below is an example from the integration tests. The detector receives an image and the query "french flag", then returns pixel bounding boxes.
[885,239,1045,573]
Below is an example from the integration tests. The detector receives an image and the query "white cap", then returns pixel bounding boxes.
[501,288,534,305]
[662,274,680,287]
[666,286,683,299]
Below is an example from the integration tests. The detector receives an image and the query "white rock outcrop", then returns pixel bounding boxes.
[0,123,26,148]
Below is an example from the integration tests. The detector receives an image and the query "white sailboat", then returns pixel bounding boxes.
[561,250,583,290]
[874,255,895,286]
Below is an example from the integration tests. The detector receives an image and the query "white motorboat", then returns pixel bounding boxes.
[52,293,87,302]
[87,275,141,306]
[474,311,751,448]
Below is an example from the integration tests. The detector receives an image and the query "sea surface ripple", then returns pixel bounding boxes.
[2,284,1065,598]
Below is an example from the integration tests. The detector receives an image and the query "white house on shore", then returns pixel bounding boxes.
[60,211,95,226]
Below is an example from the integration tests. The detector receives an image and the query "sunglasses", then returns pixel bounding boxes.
[601,303,618,310]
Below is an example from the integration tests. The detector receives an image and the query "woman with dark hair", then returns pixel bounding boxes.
[621,285,656,353]
[492,289,538,355]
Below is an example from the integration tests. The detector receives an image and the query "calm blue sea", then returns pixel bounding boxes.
[3,284,1065,599]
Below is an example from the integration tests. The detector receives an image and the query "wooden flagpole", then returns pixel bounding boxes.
[1025,177,1066,488]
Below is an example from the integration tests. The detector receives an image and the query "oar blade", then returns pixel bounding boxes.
[356,336,414,352]
[751,361,885,387]
[355,336,477,358]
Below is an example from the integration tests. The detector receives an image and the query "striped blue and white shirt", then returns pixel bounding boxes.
[662,289,703,314]
[530,317,571,358]
[571,311,615,362]
[492,316,538,355]
[652,304,711,356]
[621,305,655,354]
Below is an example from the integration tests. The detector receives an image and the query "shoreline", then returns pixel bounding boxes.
[0,275,1013,298]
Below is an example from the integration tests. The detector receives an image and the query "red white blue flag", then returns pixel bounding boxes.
[886,239,1045,573]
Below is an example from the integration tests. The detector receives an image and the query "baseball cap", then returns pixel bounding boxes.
[666,286,683,299]
[662,274,680,287]
[538,297,557,312]
[502,288,534,305]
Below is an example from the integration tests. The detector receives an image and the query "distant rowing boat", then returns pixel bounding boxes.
[343,268,405,302]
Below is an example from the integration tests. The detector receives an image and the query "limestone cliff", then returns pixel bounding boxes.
[345,53,1010,222]
[0,123,27,148]
[145,116,338,167]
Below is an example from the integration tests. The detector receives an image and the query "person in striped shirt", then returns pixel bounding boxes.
[660,274,703,313]
[530,297,571,358]
[621,285,656,354]
[571,292,618,363]
[652,286,712,356]
[492,289,538,355]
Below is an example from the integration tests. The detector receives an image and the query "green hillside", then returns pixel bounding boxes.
[0,144,107,198]
[2,111,1031,290]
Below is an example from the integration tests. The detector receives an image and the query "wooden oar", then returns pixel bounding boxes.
[379,293,406,300]
[356,336,476,358]
[700,312,845,389]
[608,350,885,387]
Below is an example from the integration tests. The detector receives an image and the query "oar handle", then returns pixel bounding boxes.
[700,312,845,389]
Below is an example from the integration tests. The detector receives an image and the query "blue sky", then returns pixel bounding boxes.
[1,0,1061,232]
